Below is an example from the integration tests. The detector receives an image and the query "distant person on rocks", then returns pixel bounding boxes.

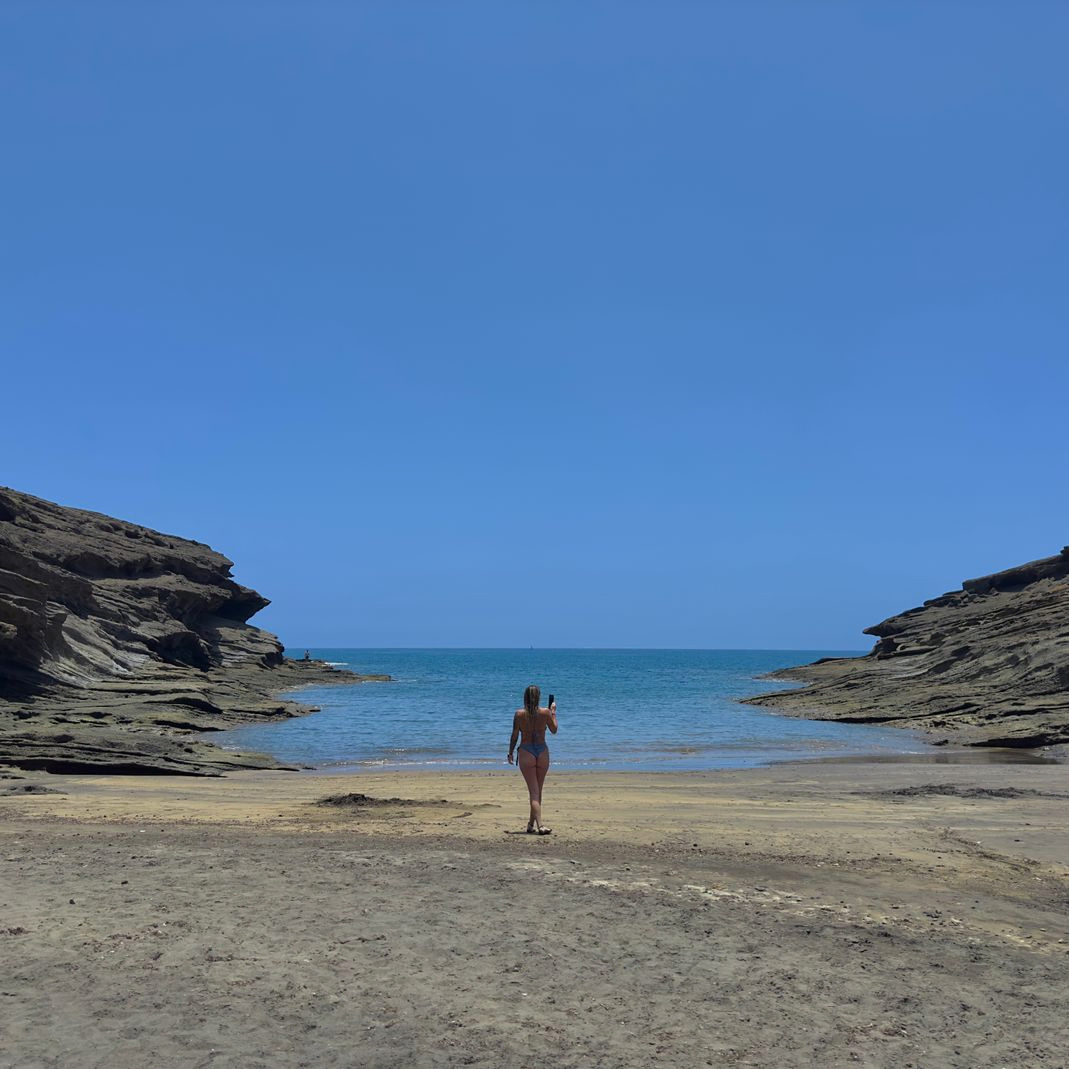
[507,684,558,834]
[302,650,311,661]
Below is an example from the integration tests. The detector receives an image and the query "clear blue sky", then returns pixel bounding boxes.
[3,3,1067,649]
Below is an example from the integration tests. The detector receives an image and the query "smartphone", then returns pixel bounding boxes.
[548,693,555,709]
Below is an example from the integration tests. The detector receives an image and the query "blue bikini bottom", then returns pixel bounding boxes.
[518,742,548,758]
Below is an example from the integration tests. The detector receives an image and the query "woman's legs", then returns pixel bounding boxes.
[518,750,542,830]
[535,753,550,804]
[534,753,551,832]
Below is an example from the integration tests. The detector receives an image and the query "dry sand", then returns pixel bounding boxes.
[2,759,1068,1068]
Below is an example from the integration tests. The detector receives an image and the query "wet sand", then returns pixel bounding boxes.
[2,760,1068,1068]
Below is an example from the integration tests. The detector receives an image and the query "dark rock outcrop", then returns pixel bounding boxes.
[0,487,386,775]
[747,548,1069,749]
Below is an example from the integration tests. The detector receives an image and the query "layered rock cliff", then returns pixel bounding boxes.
[0,487,382,775]
[747,548,1069,749]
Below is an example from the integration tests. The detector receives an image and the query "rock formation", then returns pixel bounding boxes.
[747,548,1069,749]
[0,487,385,775]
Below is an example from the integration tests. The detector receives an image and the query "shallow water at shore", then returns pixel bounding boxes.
[796,748,1059,765]
[213,648,944,771]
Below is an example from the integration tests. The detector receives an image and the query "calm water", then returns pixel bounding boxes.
[212,648,937,772]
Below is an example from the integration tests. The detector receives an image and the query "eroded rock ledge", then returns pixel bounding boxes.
[0,487,387,776]
[747,548,1069,749]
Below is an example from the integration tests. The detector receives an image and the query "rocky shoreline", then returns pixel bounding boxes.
[747,547,1069,752]
[0,487,387,776]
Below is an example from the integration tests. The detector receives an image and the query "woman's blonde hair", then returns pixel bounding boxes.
[523,684,540,719]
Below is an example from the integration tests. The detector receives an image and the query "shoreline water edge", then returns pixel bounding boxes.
[214,648,1063,776]
[212,648,927,774]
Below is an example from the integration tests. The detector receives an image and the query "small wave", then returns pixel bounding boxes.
[352,757,500,770]
[380,746,455,757]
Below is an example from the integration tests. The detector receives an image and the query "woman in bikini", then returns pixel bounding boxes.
[507,684,558,835]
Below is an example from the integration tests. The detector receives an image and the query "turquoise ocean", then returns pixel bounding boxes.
[212,648,936,772]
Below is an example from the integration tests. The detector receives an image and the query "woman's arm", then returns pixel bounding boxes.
[546,702,558,734]
[507,712,520,764]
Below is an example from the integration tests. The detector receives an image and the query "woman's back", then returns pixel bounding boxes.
[516,707,550,744]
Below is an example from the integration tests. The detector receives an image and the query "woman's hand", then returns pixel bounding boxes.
[507,751,514,765]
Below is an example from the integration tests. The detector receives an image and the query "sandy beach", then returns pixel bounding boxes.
[3,758,1068,1069]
